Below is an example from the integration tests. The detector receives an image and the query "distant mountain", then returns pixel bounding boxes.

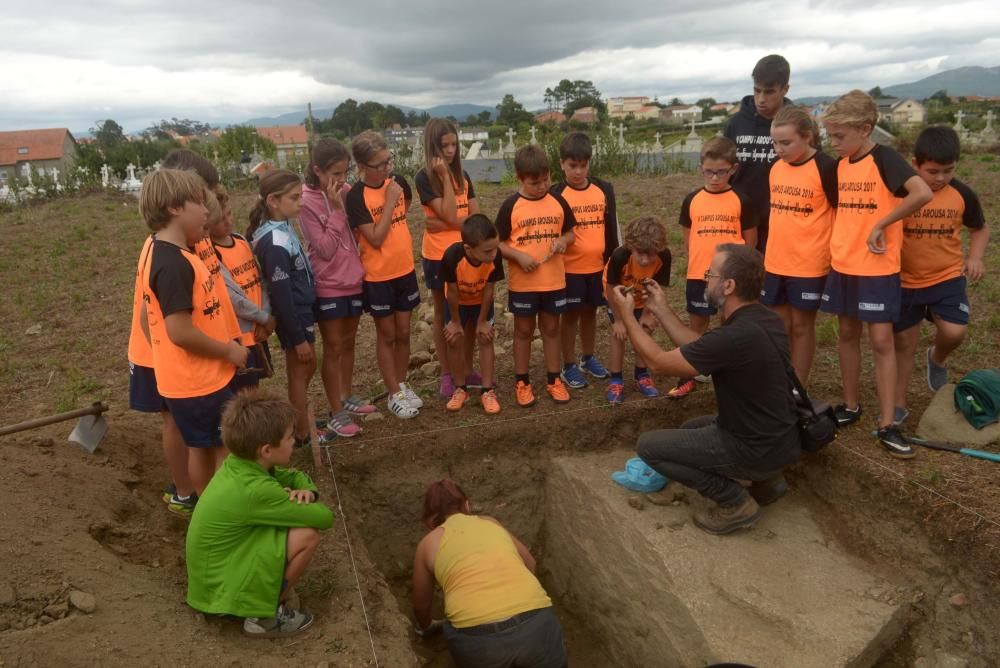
[425,104,495,121]
[794,96,837,106]
[245,102,494,128]
[883,66,1000,99]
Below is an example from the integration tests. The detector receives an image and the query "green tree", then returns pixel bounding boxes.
[144,117,211,139]
[383,104,406,128]
[929,89,950,103]
[215,126,275,163]
[477,110,492,124]
[495,94,533,126]
[544,79,607,119]
[695,97,717,109]
[868,86,885,99]
[91,119,125,151]
[668,97,683,106]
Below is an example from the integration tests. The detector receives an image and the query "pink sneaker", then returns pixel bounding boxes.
[342,395,376,415]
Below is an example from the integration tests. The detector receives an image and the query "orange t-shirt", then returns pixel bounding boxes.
[830,144,916,277]
[678,188,755,280]
[496,191,576,292]
[440,241,505,305]
[214,233,264,345]
[127,235,156,367]
[764,152,838,278]
[603,246,672,309]
[194,237,241,341]
[142,240,236,399]
[900,179,985,288]
[346,175,415,282]
[415,168,476,261]
[551,177,618,274]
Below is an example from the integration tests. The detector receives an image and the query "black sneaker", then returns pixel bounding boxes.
[833,404,863,425]
[876,425,915,459]
[749,475,789,506]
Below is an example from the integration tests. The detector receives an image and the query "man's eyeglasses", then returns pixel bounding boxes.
[701,167,734,179]
[365,154,394,171]
[703,270,724,281]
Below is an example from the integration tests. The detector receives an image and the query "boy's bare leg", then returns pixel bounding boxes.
[837,315,863,409]
[281,528,321,603]
[393,311,413,385]
[771,303,793,338]
[373,315,399,390]
[317,320,345,414]
[464,325,476,378]
[930,318,966,366]
[580,306,598,358]
[869,322,897,428]
[477,323,496,388]
[539,312,561,375]
[285,347,317,441]
[789,307,818,385]
[560,309,580,365]
[431,289,451,378]
[162,410,194,497]
[608,331,626,375]
[334,316,361,402]
[445,329,466,388]
[688,313,710,336]
[189,445,225,495]
[893,325,920,410]
[513,315,535,375]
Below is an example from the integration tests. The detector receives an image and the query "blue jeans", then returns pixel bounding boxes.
[443,607,568,668]
[638,415,792,506]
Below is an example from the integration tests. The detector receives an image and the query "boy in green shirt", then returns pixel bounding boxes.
[186,389,334,637]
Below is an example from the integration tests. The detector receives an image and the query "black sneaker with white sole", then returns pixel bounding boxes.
[876,425,915,459]
[833,404,863,425]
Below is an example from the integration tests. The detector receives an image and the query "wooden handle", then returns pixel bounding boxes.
[0,402,109,437]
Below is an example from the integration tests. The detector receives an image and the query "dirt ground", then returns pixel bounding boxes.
[1,170,1000,666]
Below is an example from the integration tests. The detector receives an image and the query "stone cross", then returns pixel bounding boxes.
[954,109,965,130]
[126,163,137,182]
[594,135,603,155]
[985,110,995,132]
[608,123,616,138]
[688,118,698,138]
[529,126,537,144]
[505,127,516,153]
[213,149,220,163]
[617,123,625,148]
[50,167,59,182]
[23,162,33,186]
[100,164,110,187]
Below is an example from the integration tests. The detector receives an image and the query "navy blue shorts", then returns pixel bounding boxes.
[163,383,234,448]
[364,271,421,317]
[314,294,364,322]
[508,289,567,316]
[128,363,166,413]
[894,276,969,332]
[820,269,901,323]
[276,311,317,350]
[607,307,644,324]
[565,271,606,309]
[445,302,496,329]
[230,341,272,393]
[685,279,716,316]
[421,258,445,291]
[760,273,827,311]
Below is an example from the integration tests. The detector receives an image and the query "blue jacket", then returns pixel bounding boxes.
[252,221,315,348]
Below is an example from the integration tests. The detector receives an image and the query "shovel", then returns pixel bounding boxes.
[0,402,109,453]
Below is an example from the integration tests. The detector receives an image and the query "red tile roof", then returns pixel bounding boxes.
[0,128,74,167]
[255,125,309,146]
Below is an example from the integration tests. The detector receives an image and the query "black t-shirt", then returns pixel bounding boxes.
[680,303,799,461]
[149,240,196,317]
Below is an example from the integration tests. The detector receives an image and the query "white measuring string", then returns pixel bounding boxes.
[321,443,380,667]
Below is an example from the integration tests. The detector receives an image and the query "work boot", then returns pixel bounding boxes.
[749,474,788,506]
[692,494,761,535]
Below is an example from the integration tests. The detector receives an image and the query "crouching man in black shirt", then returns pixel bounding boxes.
[607,243,800,534]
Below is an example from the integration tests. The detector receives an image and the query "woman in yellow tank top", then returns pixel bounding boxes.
[411,479,567,668]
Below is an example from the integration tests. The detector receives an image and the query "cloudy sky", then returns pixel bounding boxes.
[3,0,999,133]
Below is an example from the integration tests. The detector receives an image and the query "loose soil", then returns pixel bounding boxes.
[1,170,999,666]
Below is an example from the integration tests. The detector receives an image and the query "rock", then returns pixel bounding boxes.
[43,602,68,619]
[409,351,433,368]
[34,438,54,448]
[949,593,969,609]
[627,496,644,511]
[917,384,1000,447]
[0,582,14,606]
[934,650,970,668]
[363,412,384,422]
[911,591,925,604]
[69,590,96,614]
[39,615,53,625]
[414,319,431,336]
[25,324,42,335]
[420,361,440,377]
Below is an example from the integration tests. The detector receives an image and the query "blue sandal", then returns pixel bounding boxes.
[611,457,667,493]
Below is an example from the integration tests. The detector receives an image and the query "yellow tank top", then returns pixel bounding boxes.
[433,514,551,628]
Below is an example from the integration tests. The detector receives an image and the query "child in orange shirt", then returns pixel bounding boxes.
[496,145,576,407]
[603,217,672,404]
[760,106,838,385]
[673,137,756,398]
[414,118,480,398]
[893,126,988,421]
[819,90,932,458]
[345,131,422,419]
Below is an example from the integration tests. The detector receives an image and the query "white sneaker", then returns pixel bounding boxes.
[399,382,424,409]
[388,391,418,419]
[693,374,711,383]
